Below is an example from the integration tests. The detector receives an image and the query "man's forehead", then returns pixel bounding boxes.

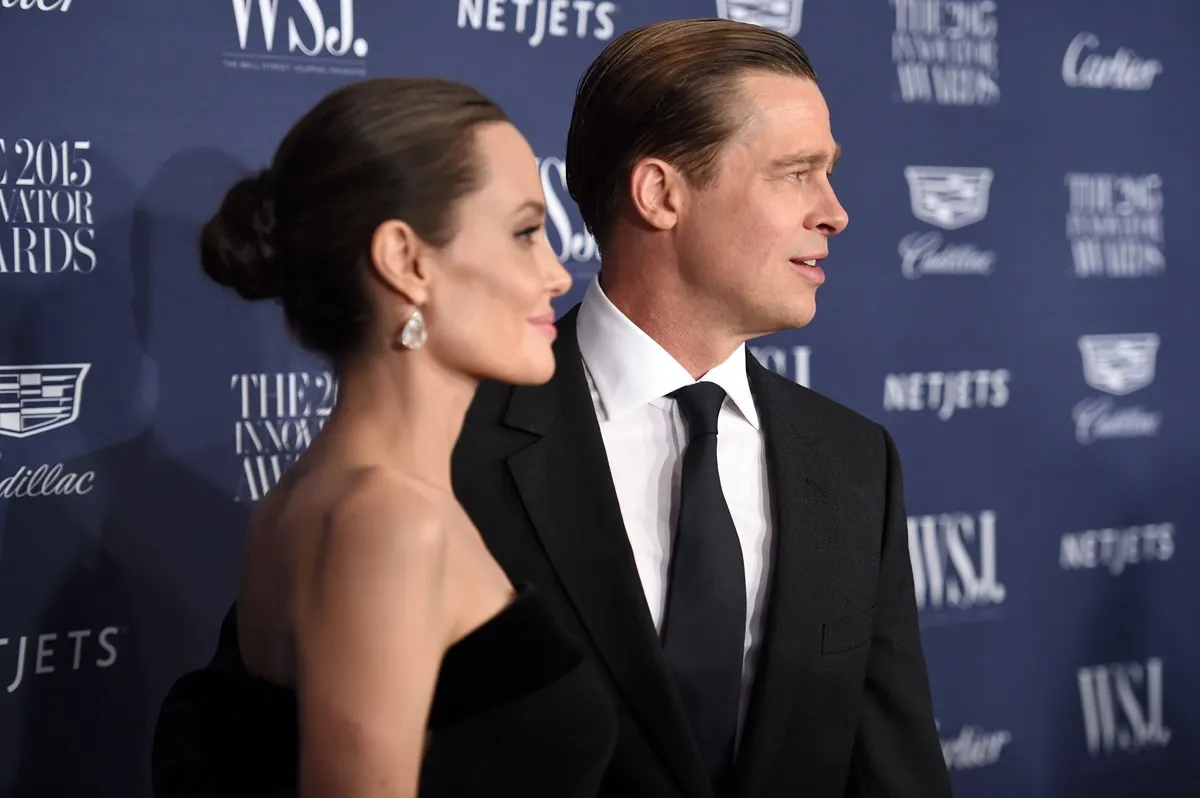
[733,106,836,165]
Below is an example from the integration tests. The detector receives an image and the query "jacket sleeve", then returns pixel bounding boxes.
[846,425,954,798]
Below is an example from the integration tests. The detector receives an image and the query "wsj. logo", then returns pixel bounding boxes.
[0,626,119,694]
[1060,522,1173,576]
[457,0,617,48]
[900,167,995,278]
[1078,658,1170,756]
[0,0,73,9]
[750,344,810,388]
[234,371,336,501]
[936,720,1011,770]
[908,510,1005,619]
[1073,334,1161,444]
[1062,33,1161,92]
[228,0,367,75]
[537,157,599,274]
[1,138,98,275]
[883,369,1009,420]
[716,0,803,37]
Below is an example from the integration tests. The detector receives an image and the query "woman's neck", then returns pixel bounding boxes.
[313,350,478,491]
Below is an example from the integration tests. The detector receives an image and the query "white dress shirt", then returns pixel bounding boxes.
[574,276,774,732]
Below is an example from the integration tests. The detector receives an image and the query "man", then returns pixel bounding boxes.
[450,18,950,797]
[451,15,945,792]
[154,18,951,798]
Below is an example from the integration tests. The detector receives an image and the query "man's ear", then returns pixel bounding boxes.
[629,157,684,232]
[368,218,432,306]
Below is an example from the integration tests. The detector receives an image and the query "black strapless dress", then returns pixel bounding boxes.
[151,585,617,797]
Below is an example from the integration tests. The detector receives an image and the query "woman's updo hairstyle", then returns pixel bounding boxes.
[199,77,509,364]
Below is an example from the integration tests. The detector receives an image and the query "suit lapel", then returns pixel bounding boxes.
[504,308,713,798]
[733,355,841,798]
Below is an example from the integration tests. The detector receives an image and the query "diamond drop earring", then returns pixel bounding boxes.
[399,307,427,350]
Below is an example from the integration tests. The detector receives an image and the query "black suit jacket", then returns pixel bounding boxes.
[449,307,951,798]
[151,306,952,798]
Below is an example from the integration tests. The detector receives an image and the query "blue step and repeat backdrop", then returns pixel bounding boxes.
[1,1,1197,796]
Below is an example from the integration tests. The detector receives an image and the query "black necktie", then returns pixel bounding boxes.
[661,382,746,795]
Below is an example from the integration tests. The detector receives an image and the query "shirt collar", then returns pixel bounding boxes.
[575,276,760,429]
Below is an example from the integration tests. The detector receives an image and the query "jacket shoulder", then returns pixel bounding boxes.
[760,369,885,435]
[756,368,896,469]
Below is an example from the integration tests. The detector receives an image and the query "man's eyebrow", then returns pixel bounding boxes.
[770,144,842,170]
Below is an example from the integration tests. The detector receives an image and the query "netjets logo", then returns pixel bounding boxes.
[455,0,617,48]
[716,0,803,37]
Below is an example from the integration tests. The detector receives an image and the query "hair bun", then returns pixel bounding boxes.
[199,169,282,301]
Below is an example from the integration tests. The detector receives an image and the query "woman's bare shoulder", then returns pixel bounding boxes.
[291,465,457,662]
[322,467,454,549]
[289,467,457,794]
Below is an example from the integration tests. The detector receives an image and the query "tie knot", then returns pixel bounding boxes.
[671,382,727,437]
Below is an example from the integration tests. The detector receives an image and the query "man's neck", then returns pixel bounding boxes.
[599,269,743,380]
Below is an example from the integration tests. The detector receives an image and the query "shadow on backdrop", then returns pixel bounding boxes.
[3,146,260,797]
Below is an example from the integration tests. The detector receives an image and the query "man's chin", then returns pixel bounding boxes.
[780,302,817,331]
[743,309,816,340]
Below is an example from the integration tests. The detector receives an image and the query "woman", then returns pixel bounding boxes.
[152,78,616,796]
